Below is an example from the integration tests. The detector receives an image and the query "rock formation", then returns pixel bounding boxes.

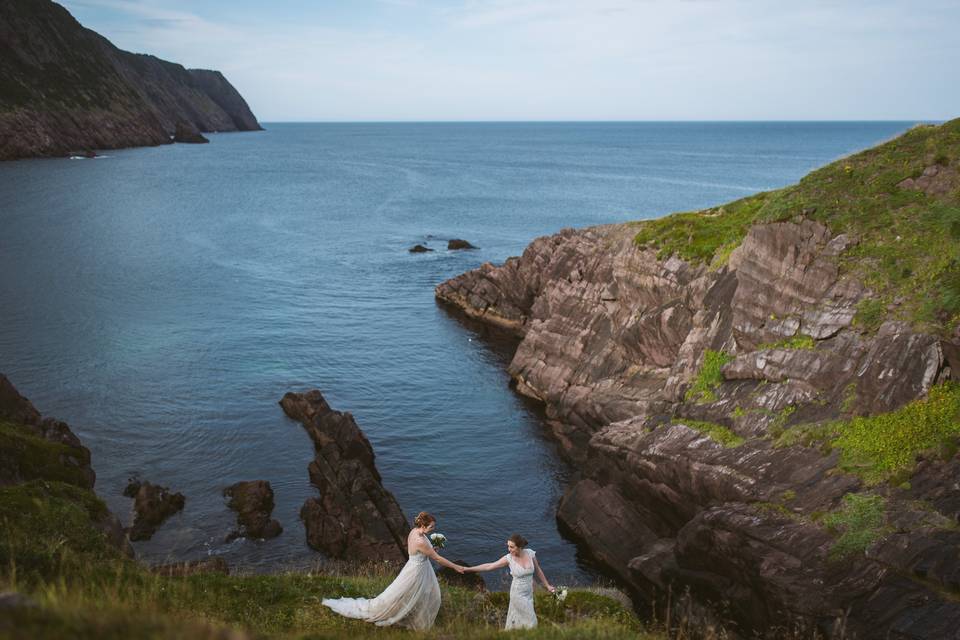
[448,239,477,250]
[280,390,410,562]
[410,244,434,253]
[436,122,960,637]
[0,374,129,554]
[173,122,209,144]
[223,480,282,541]
[0,0,261,160]
[124,479,185,542]
[0,374,95,489]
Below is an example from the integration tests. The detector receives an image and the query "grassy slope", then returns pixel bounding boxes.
[634,118,960,333]
[0,422,654,640]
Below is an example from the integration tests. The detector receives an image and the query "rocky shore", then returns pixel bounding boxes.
[436,121,960,637]
[0,0,261,161]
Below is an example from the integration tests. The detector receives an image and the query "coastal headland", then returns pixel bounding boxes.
[0,0,261,161]
[437,118,960,638]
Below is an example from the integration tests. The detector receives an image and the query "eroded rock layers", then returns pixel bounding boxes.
[280,390,410,562]
[436,219,960,638]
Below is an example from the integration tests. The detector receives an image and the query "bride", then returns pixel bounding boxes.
[321,511,464,630]
[464,533,554,629]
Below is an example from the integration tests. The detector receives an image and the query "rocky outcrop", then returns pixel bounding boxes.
[223,480,282,541]
[437,218,960,637]
[409,244,434,253]
[448,239,477,250]
[123,479,185,542]
[0,374,95,489]
[173,122,209,144]
[0,0,260,161]
[280,390,410,562]
[0,374,130,555]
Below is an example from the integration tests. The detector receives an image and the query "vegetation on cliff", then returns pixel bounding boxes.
[634,118,960,332]
[0,416,653,639]
[0,0,261,160]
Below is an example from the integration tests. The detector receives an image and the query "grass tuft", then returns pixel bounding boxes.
[678,419,745,448]
[822,494,888,559]
[832,383,960,485]
[684,350,733,403]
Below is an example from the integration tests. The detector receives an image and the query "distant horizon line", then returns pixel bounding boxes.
[255,119,940,125]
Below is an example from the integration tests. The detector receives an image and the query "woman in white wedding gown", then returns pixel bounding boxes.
[321,512,464,630]
[464,534,555,629]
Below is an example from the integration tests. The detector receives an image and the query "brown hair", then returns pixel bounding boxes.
[508,533,528,548]
[414,511,435,528]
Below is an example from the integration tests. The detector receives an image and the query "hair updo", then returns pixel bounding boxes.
[414,511,436,528]
[508,533,528,548]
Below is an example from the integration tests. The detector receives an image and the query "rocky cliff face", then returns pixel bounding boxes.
[436,124,960,638]
[0,0,261,160]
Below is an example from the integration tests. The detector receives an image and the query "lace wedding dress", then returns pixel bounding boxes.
[505,548,538,629]
[321,543,441,630]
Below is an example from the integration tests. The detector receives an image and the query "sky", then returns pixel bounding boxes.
[60,0,960,122]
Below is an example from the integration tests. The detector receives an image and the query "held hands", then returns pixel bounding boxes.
[454,564,466,574]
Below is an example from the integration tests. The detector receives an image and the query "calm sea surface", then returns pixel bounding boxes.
[0,122,915,586]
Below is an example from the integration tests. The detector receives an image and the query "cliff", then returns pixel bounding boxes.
[437,119,960,638]
[0,0,261,161]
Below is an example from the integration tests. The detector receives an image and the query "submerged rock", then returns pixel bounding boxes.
[124,479,185,541]
[223,480,282,541]
[409,244,434,253]
[280,390,409,562]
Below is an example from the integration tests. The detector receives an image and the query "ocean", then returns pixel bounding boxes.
[0,121,916,586]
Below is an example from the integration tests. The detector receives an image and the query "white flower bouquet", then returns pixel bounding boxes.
[429,533,447,549]
[553,586,569,603]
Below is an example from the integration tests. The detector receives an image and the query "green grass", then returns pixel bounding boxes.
[633,119,960,333]
[831,382,960,485]
[756,335,816,351]
[822,494,888,559]
[0,420,92,487]
[677,419,745,448]
[774,383,960,485]
[633,193,770,264]
[684,350,733,403]
[0,424,655,640]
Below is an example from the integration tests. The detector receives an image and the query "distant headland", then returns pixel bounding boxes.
[0,0,262,161]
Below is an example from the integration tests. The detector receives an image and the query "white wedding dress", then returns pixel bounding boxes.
[321,538,441,630]
[505,548,538,629]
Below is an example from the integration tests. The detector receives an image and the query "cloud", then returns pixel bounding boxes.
[58,0,960,121]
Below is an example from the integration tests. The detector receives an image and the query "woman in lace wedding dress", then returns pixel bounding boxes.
[464,533,555,629]
[321,512,464,630]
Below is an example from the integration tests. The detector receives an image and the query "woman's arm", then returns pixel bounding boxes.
[463,556,509,573]
[533,555,554,592]
[420,538,465,573]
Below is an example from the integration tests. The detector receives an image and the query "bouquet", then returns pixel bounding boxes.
[429,533,447,549]
[553,586,568,603]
